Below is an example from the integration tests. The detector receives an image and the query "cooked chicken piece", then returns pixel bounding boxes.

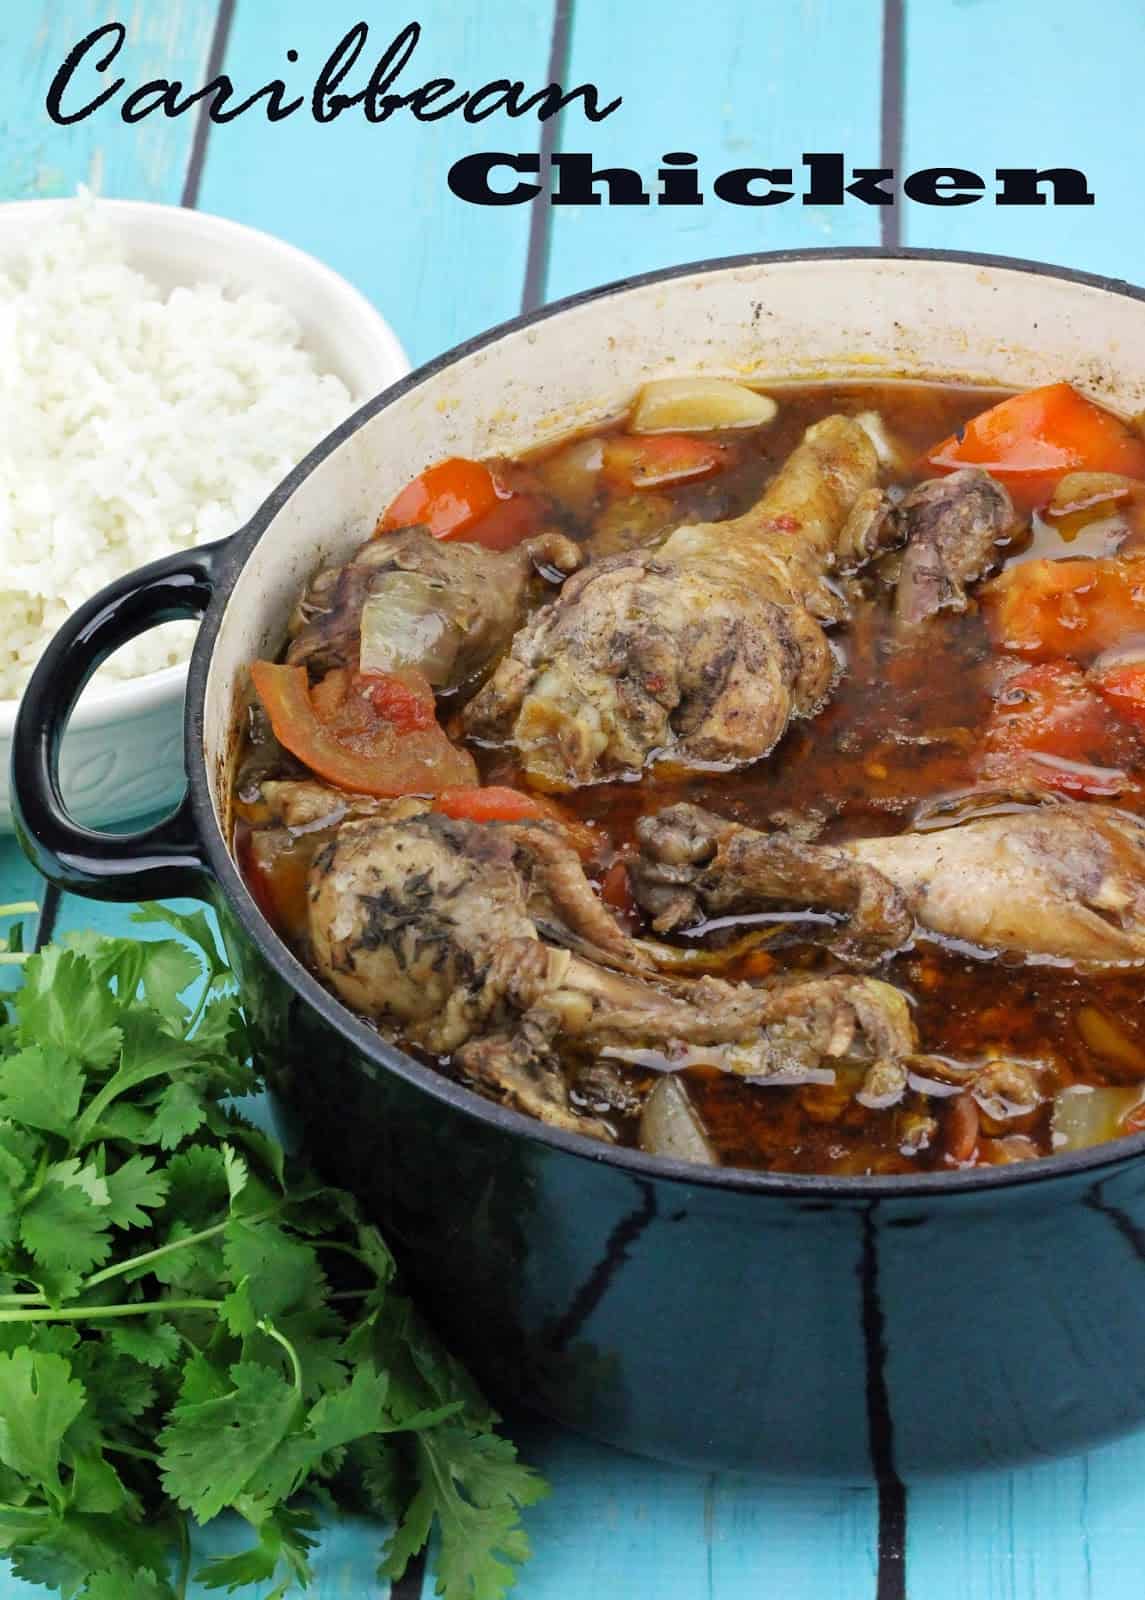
[259,779,428,831]
[262,777,633,968]
[308,813,916,1133]
[463,417,883,788]
[286,525,582,690]
[631,802,912,962]
[849,805,1145,962]
[891,469,1015,626]
[634,800,1145,967]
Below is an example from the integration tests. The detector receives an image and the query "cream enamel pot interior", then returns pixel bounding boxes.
[15,250,1145,1478]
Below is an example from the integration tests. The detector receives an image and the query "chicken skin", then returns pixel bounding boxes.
[633,800,1145,967]
[463,417,883,788]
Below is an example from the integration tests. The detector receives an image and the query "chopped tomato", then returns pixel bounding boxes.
[1092,660,1145,733]
[603,433,726,491]
[380,457,500,539]
[456,491,543,551]
[250,661,476,796]
[357,671,435,732]
[431,784,599,856]
[925,383,1145,511]
[984,555,1145,663]
[978,661,1127,798]
[378,457,541,549]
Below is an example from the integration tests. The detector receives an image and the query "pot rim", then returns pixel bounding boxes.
[187,243,1145,1199]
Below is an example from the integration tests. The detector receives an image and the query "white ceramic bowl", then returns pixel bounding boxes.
[0,198,409,831]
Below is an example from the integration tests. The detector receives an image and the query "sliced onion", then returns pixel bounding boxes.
[854,410,909,472]
[631,377,778,433]
[638,1076,718,1165]
[1051,1084,1145,1151]
[359,572,463,685]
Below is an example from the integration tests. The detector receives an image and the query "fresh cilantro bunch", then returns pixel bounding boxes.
[0,905,545,1600]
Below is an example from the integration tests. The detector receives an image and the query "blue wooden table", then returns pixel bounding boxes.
[3,2,1145,1594]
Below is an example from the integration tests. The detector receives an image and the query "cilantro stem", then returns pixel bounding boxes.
[0,903,38,965]
[79,1219,230,1290]
[258,1318,303,1394]
[0,1299,219,1324]
[183,977,214,1039]
[79,1206,276,1294]
[105,1441,160,1462]
[0,1293,48,1306]
[176,1514,191,1600]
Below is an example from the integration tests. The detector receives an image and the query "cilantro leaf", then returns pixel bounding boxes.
[0,1349,85,1496]
[68,1452,131,1516]
[132,904,229,990]
[73,1012,200,1143]
[136,940,202,1025]
[161,1146,228,1226]
[103,1154,168,1229]
[8,1511,176,1598]
[222,1219,320,1323]
[147,1080,205,1150]
[195,1506,317,1596]
[387,1426,547,1600]
[106,1322,181,1370]
[17,950,121,1070]
[0,1046,84,1137]
[81,1569,173,1600]
[20,1161,113,1283]
[158,1362,303,1522]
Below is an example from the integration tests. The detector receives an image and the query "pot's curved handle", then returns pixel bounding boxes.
[11,539,231,902]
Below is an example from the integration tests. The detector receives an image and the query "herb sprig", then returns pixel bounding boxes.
[0,905,544,1599]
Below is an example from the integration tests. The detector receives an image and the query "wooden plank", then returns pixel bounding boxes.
[906,1431,1145,1600]
[0,1,217,201]
[544,0,886,304]
[490,1425,879,1600]
[197,4,555,368]
[900,0,1145,284]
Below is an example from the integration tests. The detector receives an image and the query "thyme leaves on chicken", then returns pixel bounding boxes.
[0,906,545,1600]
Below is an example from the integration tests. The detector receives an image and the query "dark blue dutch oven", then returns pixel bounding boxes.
[15,249,1145,1479]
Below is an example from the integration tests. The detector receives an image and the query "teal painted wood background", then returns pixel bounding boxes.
[2,1,1145,1594]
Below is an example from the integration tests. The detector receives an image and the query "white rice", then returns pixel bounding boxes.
[0,197,355,700]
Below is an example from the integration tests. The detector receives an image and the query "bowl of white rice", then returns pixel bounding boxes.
[0,195,409,830]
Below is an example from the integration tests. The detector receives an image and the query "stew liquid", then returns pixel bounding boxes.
[235,380,1145,1175]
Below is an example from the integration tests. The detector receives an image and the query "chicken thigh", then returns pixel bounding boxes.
[463,417,883,788]
[633,800,1145,967]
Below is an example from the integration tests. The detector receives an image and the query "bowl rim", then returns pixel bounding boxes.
[0,195,410,733]
[188,241,1145,1200]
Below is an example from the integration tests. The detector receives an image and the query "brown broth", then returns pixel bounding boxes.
[233,380,1145,1176]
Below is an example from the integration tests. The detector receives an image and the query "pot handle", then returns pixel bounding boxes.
[11,539,231,903]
